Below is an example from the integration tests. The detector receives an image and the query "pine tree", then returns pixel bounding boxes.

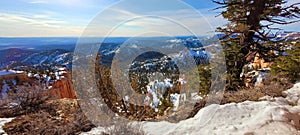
[212,0,300,89]
[272,42,300,82]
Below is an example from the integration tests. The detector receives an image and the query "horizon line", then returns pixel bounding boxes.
[0,35,208,38]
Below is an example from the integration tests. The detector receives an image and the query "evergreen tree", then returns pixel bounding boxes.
[272,42,300,82]
[212,0,300,89]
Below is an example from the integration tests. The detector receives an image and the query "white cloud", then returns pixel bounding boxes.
[0,13,83,37]
[32,14,51,19]
[90,8,226,37]
[1,0,228,37]
[0,13,67,28]
[28,0,103,8]
[28,0,48,4]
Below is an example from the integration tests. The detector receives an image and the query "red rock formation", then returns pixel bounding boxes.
[51,72,76,99]
[246,51,273,69]
[253,53,272,69]
[0,71,76,99]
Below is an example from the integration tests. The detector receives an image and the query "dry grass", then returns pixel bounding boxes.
[0,87,55,118]
[0,83,95,135]
[3,99,95,135]
[223,76,292,103]
[188,76,293,118]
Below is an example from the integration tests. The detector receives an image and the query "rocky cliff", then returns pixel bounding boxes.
[51,72,76,99]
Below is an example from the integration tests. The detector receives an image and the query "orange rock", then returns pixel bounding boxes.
[252,53,272,69]
[51,72,76,99]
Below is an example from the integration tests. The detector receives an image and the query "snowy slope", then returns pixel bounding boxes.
[143,101,299,135]
[142,83,300,135]
[22,49,73,67]
[81,83,300,135]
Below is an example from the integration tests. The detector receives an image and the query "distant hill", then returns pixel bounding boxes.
[0,48,35,68]
[0,33,298,70]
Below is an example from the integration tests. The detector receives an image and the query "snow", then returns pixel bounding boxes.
[39,56,48,66]
[0,71,15,76]
[142,82,300,135]
[170,94,180,111]
[129,44,140,49]
[255,73,263,86]
[143,102,297,134]
[167,39,182,43]
[55,54,69,63]
[58,67,67,71]
[81,83,300,135]
[59,71,67,75]
[80,127,105,135]
[0,118,14,135]
[33,74,40,79]
[146,85,160,109]
[5,102,19,108]
[1,80,9,97]
[191,92,203,101]
[46,76,51,83]
[163,79,173,88]
[188,49,209,58]
[14,70,24,74]
[27,73,33,77]
[178,77,187,85]
[283,83,300,104]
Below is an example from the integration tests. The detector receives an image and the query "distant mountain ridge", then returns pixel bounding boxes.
[0,33,298,70]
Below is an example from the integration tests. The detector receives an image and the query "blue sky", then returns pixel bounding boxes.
[0,0,298,37]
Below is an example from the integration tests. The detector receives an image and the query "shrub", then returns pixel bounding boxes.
[0,81,95,134]
[0,83,54,117]
[184,65,211,96]
[3,109,94,135]
[271,42,300,83]
[3,99,95,135]
[187,76,292,118]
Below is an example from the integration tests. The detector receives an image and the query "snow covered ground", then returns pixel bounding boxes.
[80,127,106,135]
[0,118,14,135]
[0,70,23,76]
[0,71,15,76]
[142,83,300,135]
[81,82,300,135]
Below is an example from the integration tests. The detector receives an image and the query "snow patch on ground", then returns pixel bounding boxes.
[142,82,300,135]
[81,83,300,135]
[284,83,300,105]
[0,70,23,76]
[80,126,105,135]
[0,71,15,76]
[143,101,298,135]
[0,118,14,135]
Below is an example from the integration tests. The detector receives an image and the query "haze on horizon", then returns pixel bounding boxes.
[0,0,299,37]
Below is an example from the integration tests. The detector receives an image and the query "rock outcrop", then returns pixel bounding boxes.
[242,52,273,87]
[50,71,76,99]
